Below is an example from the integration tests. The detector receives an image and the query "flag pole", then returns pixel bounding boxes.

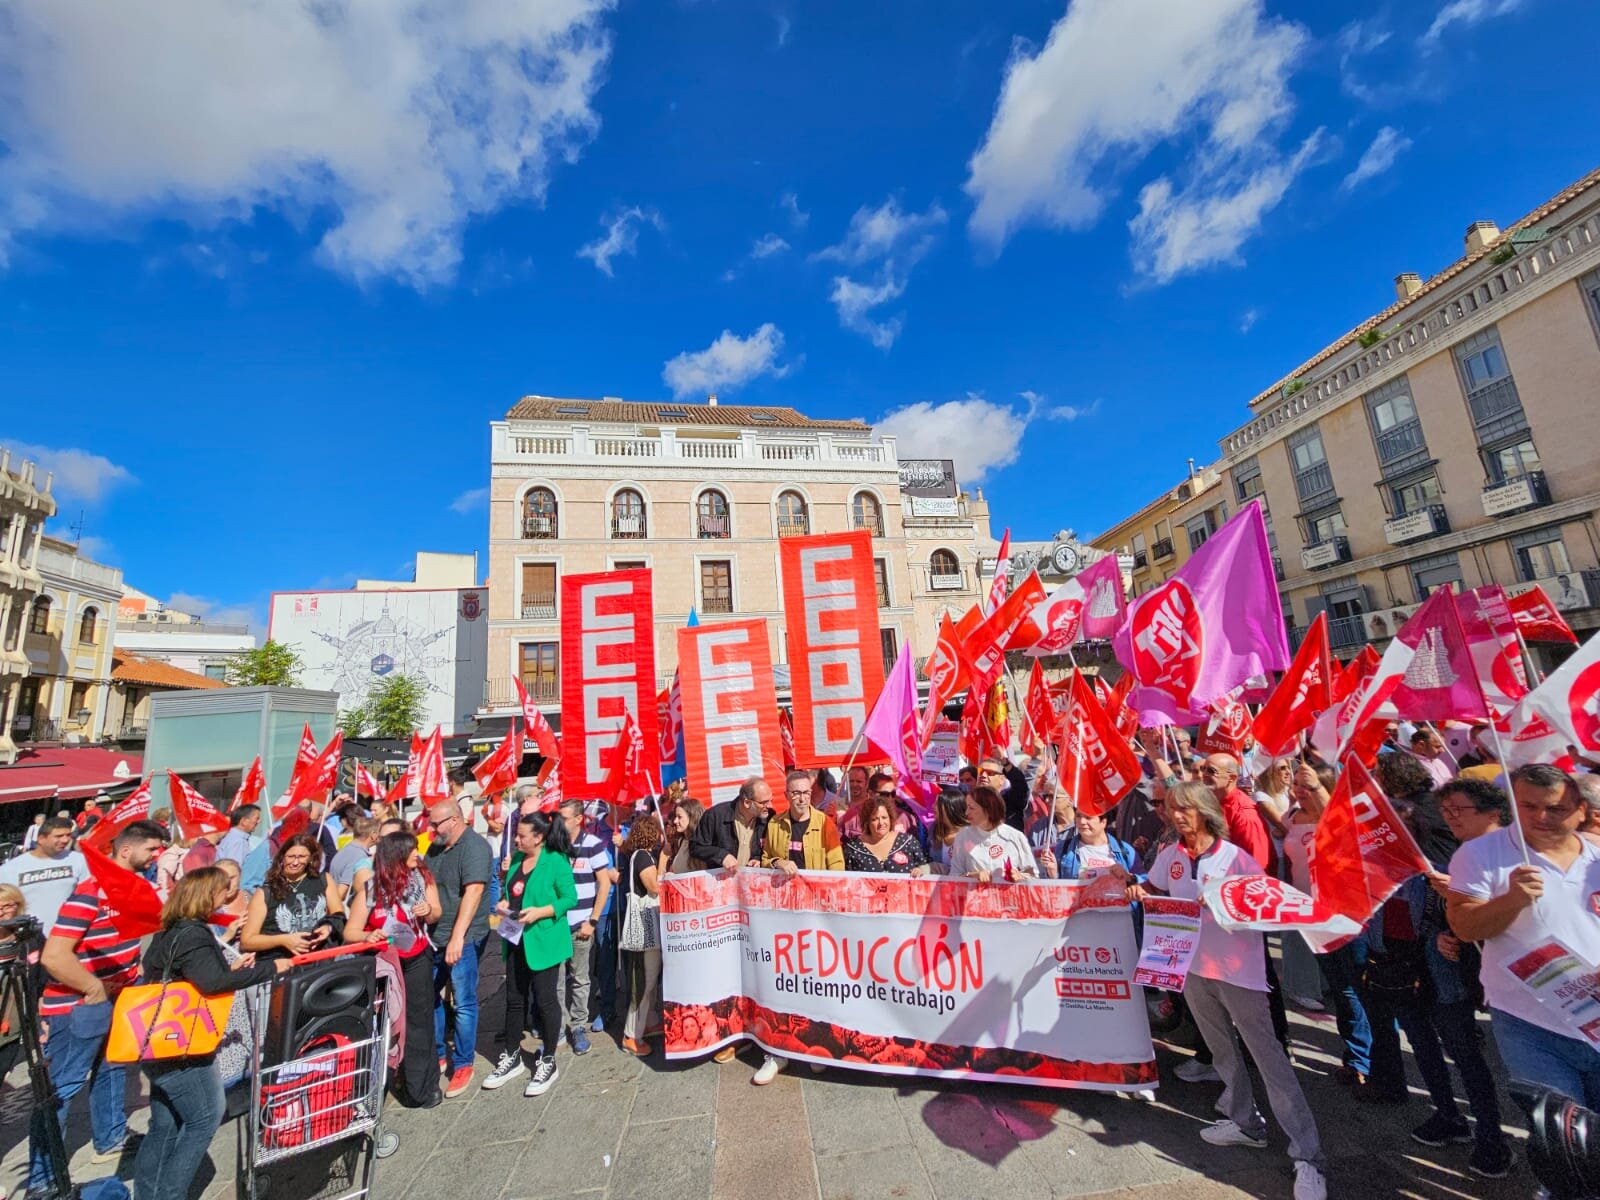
[1479,717,1532,867]
[1516,629,1543,687]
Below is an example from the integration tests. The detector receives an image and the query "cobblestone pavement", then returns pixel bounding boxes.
[1,952,1541,1200]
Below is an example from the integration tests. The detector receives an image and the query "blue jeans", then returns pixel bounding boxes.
[1316,943,1373,1076]
[29,1001,127,1191]
[133,1060,225,1200]
[1493,1007,1600,1110]
[593,904,620,1023]
[433,935,487,1071]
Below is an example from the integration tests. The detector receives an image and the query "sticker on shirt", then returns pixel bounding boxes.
[1169,861,1185,882]
[891,852,909,866]
[988,843,1005,860]
[789,841,805,856]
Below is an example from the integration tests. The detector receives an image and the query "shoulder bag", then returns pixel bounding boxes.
[619,850,661,952]
[106,928,235,1063]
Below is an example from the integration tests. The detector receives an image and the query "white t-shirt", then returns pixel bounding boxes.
[1281,820,1316,894]
[1447,828,1600,1039]
[0,850,89,933]
[950,823,1038,879]
[1075,843,1117,880]
[1150,839,1267,991]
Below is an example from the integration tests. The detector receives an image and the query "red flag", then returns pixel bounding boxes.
[289,730,344,807]
[778,708,797,771]
[1458,586,1529,712]
[1310,757,1430,927]
[384,768,410,805]
[920,611,972,746]
[535,760,563,812]
[677,619,785,808]
[81,843,164,939]
[982,679,1011,758]
[1021,662,1054,756]
[1106,672,1138,740]
[81,777,155,850]
[282,724,319,812]
[416,727,448,803]
[1501,628,1600,765]
[1055,672,1141,819]
[514,677,562,760]
[1388,585,1490,722]
[168,771,230,840]
[964,569,1048,694]
[473,724,524,797]
[1196,695,1254,756]
[1252,613,1333,758]
[351,761,384,800]
[985,529,1011,615]
[232,756,265,812]
[602,710,653,808]
[1508,585,1578,645]
[1312,634,1413,760]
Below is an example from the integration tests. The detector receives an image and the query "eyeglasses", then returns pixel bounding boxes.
[874,790,896,798]
[980,767,1005,777]
[1439,802,1479,818]
[786,789,812,798]
[427,813,458,827]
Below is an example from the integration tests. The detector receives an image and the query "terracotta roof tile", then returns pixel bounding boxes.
[111,652,226,691]
[505,395,871,433]
[1247,165,1600,411]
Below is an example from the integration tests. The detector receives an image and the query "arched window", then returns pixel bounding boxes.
[697,489,730,538]
[27,595,51,635]
[929,550,961,589]
[612,489,647,539]
[851,492,884,537]
[523,488,558,539]
[78,607,99,645]
[776,491,809,537]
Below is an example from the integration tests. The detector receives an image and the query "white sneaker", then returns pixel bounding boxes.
[523,1057,558,1097]
[1200,1119,1267,1149]
[482,1051,526,1091]
[1175,1059,1222,1084]
[1293,1161,1327,1200]
[752,1054,785,1086]
[1125,1088,1157,1103]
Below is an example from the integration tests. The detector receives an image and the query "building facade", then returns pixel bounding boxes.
[1091,464,1234,600]
[483,396,917,716]
[1095,166,1600,671]
[897,458,996,658]
[16,537,124,745]
[0,448,55,763]
[117,588,256,679]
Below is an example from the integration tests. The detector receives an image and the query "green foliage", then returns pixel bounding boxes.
[337,705,369,738]
[224,640,303,688]
[1490,243,1517,265]
[364,674,429,739]
[1284,377,1307,398]
[1358,327,1386,348]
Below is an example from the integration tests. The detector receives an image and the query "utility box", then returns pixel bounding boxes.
[143,686,338,805]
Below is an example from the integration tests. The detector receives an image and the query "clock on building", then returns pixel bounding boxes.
[1051,543,1080,574]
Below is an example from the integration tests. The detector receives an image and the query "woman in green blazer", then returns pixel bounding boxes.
[485,810,576,1098]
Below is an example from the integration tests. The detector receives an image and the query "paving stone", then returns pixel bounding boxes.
[815,1146,935,1200]
[611,1112,714,1200]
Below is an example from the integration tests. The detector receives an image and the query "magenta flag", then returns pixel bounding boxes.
[1112,502,1289,725]
[860,643,933,815]
[1389,585,1490,721]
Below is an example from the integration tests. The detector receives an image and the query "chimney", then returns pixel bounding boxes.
[1186,457,1197,479]
[706,393,718,406]
[1394,272,1423,302]
[1465,221,1500,255]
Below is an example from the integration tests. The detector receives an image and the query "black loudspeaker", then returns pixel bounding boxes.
[265,953,378,1066]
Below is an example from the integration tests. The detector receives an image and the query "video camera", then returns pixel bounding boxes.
[1513,1084,1600,1200]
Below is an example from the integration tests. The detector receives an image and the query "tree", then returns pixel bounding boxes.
[337,704,369,738]
[224,640,304,687]
[364,674,428,739]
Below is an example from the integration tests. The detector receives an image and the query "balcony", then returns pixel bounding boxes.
[1383,504,1450,546]
[1131,550,1147,570]
[1374,421,1427,465]
[1293,462,1334,502]
[697,515,730,539]
[611,516,646,539]
[500,426,893,469]
[483,676,559,710]
[1482,470,1552,517]
[522,515,557,539]
[1329,615,1366,650]
[777,521,810,539]
[854,517,885,538]
[520,595,556,621]
[1301,536,1351,570]
[1152,538,1175,561]
[928,571,964,591]
[1467,377,1525,428]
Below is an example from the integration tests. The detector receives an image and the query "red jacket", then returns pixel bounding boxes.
[1221,789,1272,872]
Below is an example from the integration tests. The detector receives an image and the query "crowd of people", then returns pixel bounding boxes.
[1,719,1598,1200]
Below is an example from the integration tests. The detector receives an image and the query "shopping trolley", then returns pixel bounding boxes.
[238,942,399,1200]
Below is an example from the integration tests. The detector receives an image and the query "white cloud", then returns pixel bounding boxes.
[1128,130,1322,284]
[1423,0,1523,45]
[450,487,489,515]
[1342,126,1412,191]
[750,233,790,259]
[662,324,791,398]
[780,192,809,228]
[6,441,136,503]
[165,591,264,639]
[577,206,663,277]
[0,1,615,287]
[74,535,117,563]
[1239,307,1260,333]
[775,13,792,47]
[875,391,1062,484]
[965,0,1312,277]
[814,197,946,349]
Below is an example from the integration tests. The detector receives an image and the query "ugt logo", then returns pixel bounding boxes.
[1130,580,1203,708]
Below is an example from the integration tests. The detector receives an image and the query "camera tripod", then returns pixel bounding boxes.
[0,921,79,1200]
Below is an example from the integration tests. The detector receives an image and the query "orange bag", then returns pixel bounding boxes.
[106,950,235,1063]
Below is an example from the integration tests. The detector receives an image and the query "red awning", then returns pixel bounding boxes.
[0,746,144,806]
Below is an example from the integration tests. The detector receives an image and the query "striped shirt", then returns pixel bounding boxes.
[40,879,142,1018]
[568,832,612,930]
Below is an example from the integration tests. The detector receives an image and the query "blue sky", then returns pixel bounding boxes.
[2,0,1594,634]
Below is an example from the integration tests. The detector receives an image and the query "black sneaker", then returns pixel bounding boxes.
[482,1050,526,1091]
[523,1056,559,1097]
[1410,1112,1472,1146]
[1469,1141,1514,1178]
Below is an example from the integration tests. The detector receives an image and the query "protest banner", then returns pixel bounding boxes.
[922,720,961,786]
[660,871,1156,1090]
[1504,940,1600,1047]
[780,531,884,765]
[1133,897,1202,991]
[560,568,659,797]
[677,618,785,806]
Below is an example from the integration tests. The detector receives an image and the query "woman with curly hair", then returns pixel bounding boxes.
[618,814,663,1056]
[346,831,442,1107]
[241,834,344,961]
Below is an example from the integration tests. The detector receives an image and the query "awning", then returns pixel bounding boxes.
[0,746,145,806]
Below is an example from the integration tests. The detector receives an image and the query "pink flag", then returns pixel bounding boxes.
[1112,502,1289,724]
[1388,586,1490,721]
[1457,586,1528,713]
[1026,553,1127,655]
[862,644,927,809]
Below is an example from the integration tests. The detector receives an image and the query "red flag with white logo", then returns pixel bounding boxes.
[963,569,1048,695]
[1508,584,1578,645]
[278,724,321,817]
[677,619,785,808]
[351,761,384,801]
[232,756,265,813]
[602,710,654,808]
[168,770,230,840]
[416,726,448,803]
[1310,757,1429,928]
[289,730,344,807]
[473,724,524,797]
[920,611,971,746]
[80,777,154,850]
[1200,874,1362,952]
[1054,671,1141,819]
[1458,586,1529,712]
[560,568,659,796]
[1021,662,1054,756]
[514,677,562,762]
[1501,628,1600,765]
[1196,694,1254,756]
[1252,612,1333,758]
[985,529,1011,615]
[82,843,164,939]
